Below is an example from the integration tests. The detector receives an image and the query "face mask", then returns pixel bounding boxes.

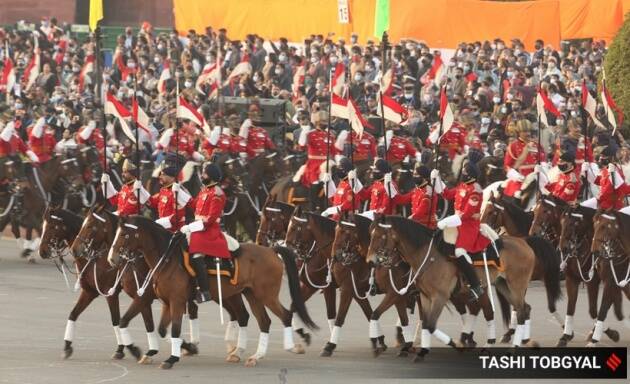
[507,71,514,78]
[493,96,501,104]
[323,47,331,54]
[556,119,564,126]
[15,103,23,110]
[279,54,287,62]
[63,56,69,63]
[316,83,324,91]
[354,74,363,82]
[304,78,313,87]
[413,176,426,185]
[253,75,260,82]
[72,66,80,73]
[311,56,318,64]
[599,158,610,167]
[127,62,136,69]
[464,65,471,71]
[481,117,491,125]
[185,81,192,88]
[330,56,338,64]
[154,57,161,64]
[404,92,413,99]
[570,111,578,118]
[457,52,464,58]
[549,63,556,69]
[275,68,282,76]
[365,66,373,72]
[500,106,508,114]
[558,163,571,172]
[423,94,432,103]
[157,44,164,50]
[448,61,456,67]
[300,124,310,130]
[117,91,125,99]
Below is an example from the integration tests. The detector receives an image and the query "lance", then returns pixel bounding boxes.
[325,65,335,208]
[428,85,445,229]
[133,70,141,211]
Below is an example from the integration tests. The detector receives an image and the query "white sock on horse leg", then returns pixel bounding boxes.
[523,319,531,341]
[563,315,574,336]
[402,325,414,343]
[421,329,431,350]
[512,324,524,347]
[369,320,380,339]
[282,327,295,350]
[396,317,402,328]
[592,320,604,342]
[224,320,238,342]
[414,322,422,344]
[113,326,123,345]
[147,332,159,351]
[190,318,200,344]
[463,313,478,334]
[292,316,305,331]
[327,319,335,334]
[30,237,41,250]
[509,311,517,330]
[237,327,248,350]
[119,327,133,346]
[255,332,269,358]
[432,329,452,345]
[64,320,75,342]
[330,326,341,344]
[171,337,183,358]
[487,320,496,341]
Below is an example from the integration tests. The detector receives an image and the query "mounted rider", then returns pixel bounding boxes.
[76,118,105,164]
[236,104,276,160]
[542,151,580,205]
[503,120,546,197]
[437,158,486,301]
[27,116,56,165]
[101,159,150,216]
[380,125,422,167]
[181,163,240,303]
[0,121,39,186]
[593,145,629,211]
[321,157,366,220]
[403,164,440,229]
[149,154,191,232]
[365,158,408,216]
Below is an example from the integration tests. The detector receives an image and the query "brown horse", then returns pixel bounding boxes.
[256,195,295,247]
[588,211,630,346]
[367,216,546,360]
[283,208,338,349]
[330,212,417,357]
[108,215,317,368]
[556,204,621,346]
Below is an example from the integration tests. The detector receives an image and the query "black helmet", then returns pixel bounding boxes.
[203,163,222,184]
[374,158,392,174]
[337,157,353,177]
[600,145,617,158]
[559,151,576,164]
[462,162,479,183]
[413,164,431,179]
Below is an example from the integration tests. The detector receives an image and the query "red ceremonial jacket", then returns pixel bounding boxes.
[28,128,56,164]
[110,182,142,217]
[188,184,230,258]
[595,165,629,211]
[368,180,409,215]
[442,182,490,253]
[385,136,416,163]
[330,178,370,220]
[300,128,337,186]
[426,125,467,160]
[158,131,196,158]
[398,185,438,229]
[201,134,239,158]
[548,171,580,204]
[0,134,29,158]
[76,126,105,163]
[242,126,275,159]
[350,131,377,162]
[504,138,545,197]
[148,185,187,232]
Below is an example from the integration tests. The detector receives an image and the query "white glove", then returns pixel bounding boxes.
[26,150,39,163]
[172,182,180,192]
[430,169,440,181]
[133,180,141,191]
[352,177,364,193]
[188,220,204,232]
[608,163,616,173]
[321,206,340,217]
[580,162,589,175]
[415,151,422,163]
[101,173,110,184]
[384,172,392,185]
[506,168,525,182]
[437,214,462,230]
[347,170,357,181]
[180,224,191,235]
[322,172,331,183]
[155,217,172,229]
[534,164,542,173]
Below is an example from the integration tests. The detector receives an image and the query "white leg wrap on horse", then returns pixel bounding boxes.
[396,317,402,328]
[523,320,531,341]
[236,327,248,350]
[147,332,159,351]
[624,318,630,329]
[119,327,133,346]
[414,322,422,344]
[487,320,496,340]
[432,329,452,345]
[189,318,200,344]
[509,311,517,330]
[592,320,604,342]
[224,320,238,342]
[283,327,295,350]
[255,332,269,357]
[171,337,183,358]
[113,326,123,345]
[330,326,341,344]
[564,315,574,336]
[463,313,478,334]
[512,324,524,347]
[327,319,335,334]
[292,316,305,331]
[369,320,380,338]
[421,329,431,349]
[64,320,75,342]
[402,325,414,343]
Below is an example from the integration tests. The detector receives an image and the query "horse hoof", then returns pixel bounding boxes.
[586,341,597,348]
[111,351,125,360]
[320,342,336,357]
[413,348,429,363]
[301,332,311,347]
[226,353,241,363]
[181,342,198,356]
[127,345,142,361]
[159,362,173,369]
[225,345,236,355]
[245,357,259,367]
[138,355,153,365]
[604,328,620,342]
[585,330,593,342]
[372,346,385,358]
[556,338,568,347]
[21,249,31,258]
[395,327,404,348]
[290,344,305,354]
[524,340,540,349]
[62,346,73,359]
[27,257,36,264]
[160,356,179,369]
[500,330,514,344]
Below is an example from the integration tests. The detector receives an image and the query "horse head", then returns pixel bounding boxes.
[480,188,504,231]
[284,205,316,260]
[331,212,363,266]
[40,204,67,259]
[58,155,86,194]
[591,211,623,257]
[558,206,592,254]
[71,203,115,259]
[256,195,292,246]
[108,216,142,267]
[530,195,566,239]
[366,214,398,265]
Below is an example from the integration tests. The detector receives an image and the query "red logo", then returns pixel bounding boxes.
[606,353,621,372]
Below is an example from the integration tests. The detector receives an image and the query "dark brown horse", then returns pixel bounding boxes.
[256,195,295,247]
[588,211,630,346]
[108,215,317,368]
[555,204,621,346]
[367,216,550,360]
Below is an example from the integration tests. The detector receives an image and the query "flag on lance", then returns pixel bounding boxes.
[177,95,211,136]
[157,58,171,95]
[428,86,454,144]
[377,92,407,124]
[331,62,346,96]
[601,72,623,133]
[0,55,16,94]
[78,54,94,92]
[536,88,561,127]
[104,92,135,143]
[331,92,349,119]
[132,98,152,138]
[581,80,605,129]
[347,97,372,138]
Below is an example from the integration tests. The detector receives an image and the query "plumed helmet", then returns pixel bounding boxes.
[413,164,431,179]
[600,145,617,159]
[373,158,392,175]
[463,162,480,181]
[559,151,576,164]
[337,156,353,175]
[122,159,139,177]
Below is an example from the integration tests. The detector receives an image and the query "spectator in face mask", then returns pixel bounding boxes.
[452,67,467,97]
[273,63,292,91]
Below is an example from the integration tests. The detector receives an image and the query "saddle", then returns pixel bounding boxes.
[469,238,504,271]
[287,184,308,205]
[182,250,239,285]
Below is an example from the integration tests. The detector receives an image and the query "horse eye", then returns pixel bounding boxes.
[124,234,129,239]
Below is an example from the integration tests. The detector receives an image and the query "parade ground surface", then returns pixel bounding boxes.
[0,238,628,384]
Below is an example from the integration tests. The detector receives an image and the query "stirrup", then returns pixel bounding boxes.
[195,290,211,304]
[468,286,484,302]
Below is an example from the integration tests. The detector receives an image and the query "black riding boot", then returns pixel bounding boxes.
[455,256,484,302]
[309,183,321,211]
[191,256,211,303]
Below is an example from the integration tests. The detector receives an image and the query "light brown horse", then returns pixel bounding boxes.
[587,211,630,346]
[108,215,317,368]
[367,216,544,360]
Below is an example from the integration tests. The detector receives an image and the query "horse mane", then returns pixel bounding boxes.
[51,208,83,235]
[307,212,337,237]
[500,196,533,235]
[386,215,436,252]
[354,214,373,249]
[574,205,596,220]
[616,211,630,234]
[542,195,568,210]
[126,215,171,251]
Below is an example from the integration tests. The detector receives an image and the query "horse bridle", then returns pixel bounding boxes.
[333,222,363,267]
[286,216,332,262]
[256,209,286,246]
[370,223,404,268]
[75,212,111,261]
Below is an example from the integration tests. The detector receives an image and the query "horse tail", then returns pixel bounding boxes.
[526,236,562,313]
[274,245,319,330]
[494,276,512,327]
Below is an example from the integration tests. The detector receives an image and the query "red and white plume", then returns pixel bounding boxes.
[157,58,171,95]
[581,81,605,129]
[78,54,94,93]
[331,62,346,96]
[104,92,135,143]
[347,97,372,138]
[536,88,561,127]
[377,93,408,124]
[132,98,152,138]
[177,96,211,136]
[331,92,349,119]
[1,55,16,95]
